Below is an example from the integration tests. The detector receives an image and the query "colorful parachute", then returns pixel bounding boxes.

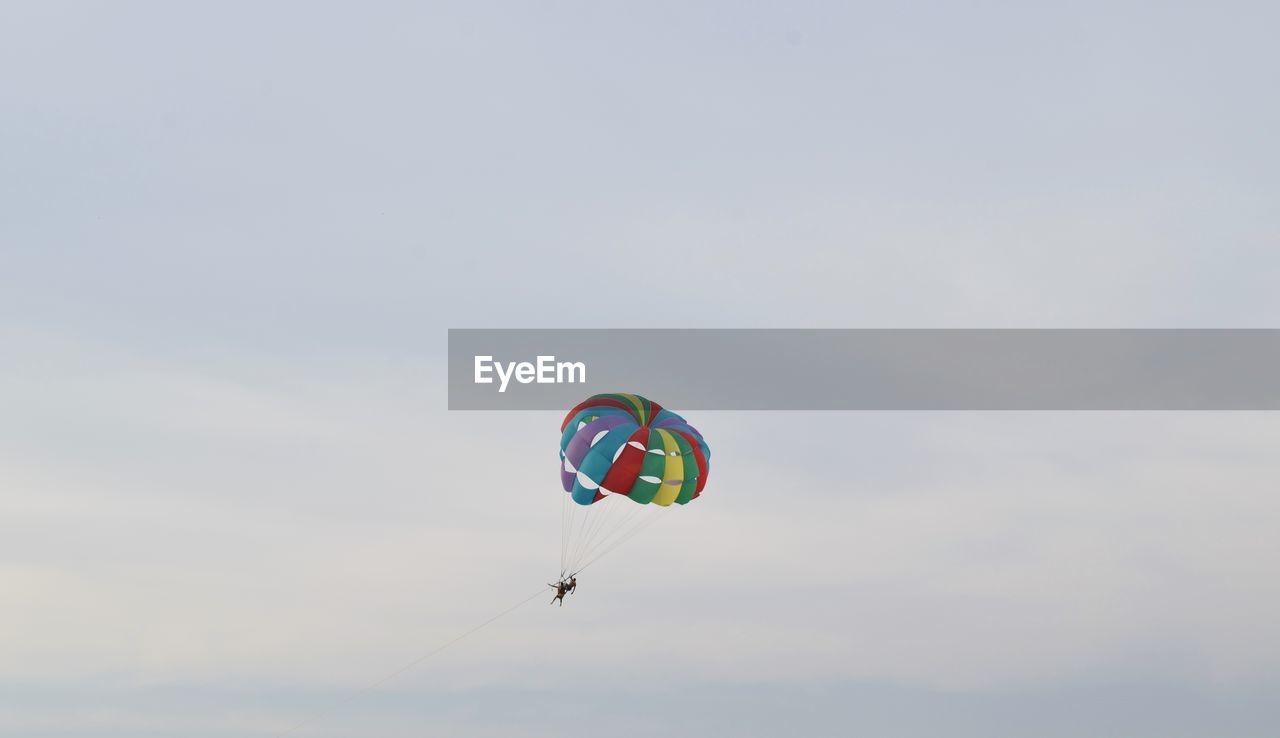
[559,393,710,507]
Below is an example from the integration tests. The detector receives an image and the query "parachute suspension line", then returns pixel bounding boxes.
[562,497,595,575]
[574,509,668,576]
[573,501,639,569]
[578,512,665,574]
[572,501,648,571]
[577,507,656,573]
[563,502,583,576]
[563,494,586,578]
[566,500,594,575]
[564,503,586,574]
[563,496,578,575]
[577,497,618,567]
[571,495,632,573]
[559,491,569,578]
[560,491,580,578]
[568,497,582,565]
[273,586,548,738]
[573,496,616,570]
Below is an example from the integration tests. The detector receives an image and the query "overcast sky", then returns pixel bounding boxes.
[3,2,1280,736]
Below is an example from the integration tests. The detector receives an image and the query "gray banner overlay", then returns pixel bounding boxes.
[448,329,1280,410]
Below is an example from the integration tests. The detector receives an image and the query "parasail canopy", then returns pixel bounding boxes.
[559,393,710,507]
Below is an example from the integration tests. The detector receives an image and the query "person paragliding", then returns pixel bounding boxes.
[549,580,569,606]
[566,576,577,595]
